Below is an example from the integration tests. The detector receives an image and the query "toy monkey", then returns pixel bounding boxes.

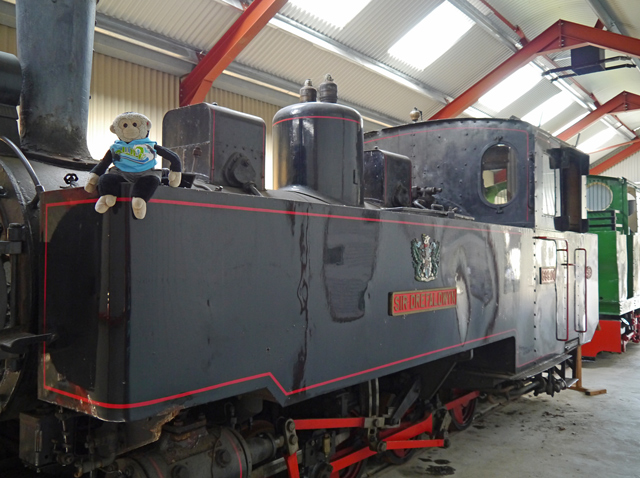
[84,112,182,219]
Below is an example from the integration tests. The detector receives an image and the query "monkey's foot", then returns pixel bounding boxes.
[131,197,147,219]
[95,195,117,214]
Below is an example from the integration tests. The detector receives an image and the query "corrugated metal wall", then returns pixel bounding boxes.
[0,24,16,54]
[596,150,640,183]
[89,53,180,160]
[0,24,278,187]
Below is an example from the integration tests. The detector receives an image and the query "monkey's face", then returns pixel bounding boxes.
[110,113,151,142]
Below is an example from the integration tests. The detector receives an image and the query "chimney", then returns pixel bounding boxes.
[16,0,96,160]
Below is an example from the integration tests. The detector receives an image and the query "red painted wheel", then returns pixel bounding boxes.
[450,397,477,431]
[384,445,417,465]
[382,404,424,465]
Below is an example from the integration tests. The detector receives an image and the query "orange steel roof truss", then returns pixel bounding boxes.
[180,0,288,107]
[557,91,640,142]
[430,20,640,121]
[591,141,640,175]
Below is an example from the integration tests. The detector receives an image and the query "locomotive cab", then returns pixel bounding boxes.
[365,118,590,233]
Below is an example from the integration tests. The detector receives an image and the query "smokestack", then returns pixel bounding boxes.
[16,0,96,160]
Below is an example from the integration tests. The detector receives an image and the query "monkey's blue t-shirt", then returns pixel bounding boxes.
[110,139,157,173]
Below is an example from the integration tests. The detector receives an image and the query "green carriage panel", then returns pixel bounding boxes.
[587,176,640,316]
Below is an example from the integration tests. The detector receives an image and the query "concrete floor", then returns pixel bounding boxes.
[375,345,640,478]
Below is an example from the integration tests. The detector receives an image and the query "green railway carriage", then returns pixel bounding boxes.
[583,176,640,357]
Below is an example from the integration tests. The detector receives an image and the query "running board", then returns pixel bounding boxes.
[509,353,572,381]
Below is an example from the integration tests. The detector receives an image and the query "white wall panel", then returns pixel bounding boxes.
[597,150,640,183]
[88,53,180,159]
[0,23,16,54]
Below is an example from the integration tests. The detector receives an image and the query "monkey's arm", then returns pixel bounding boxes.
[154,145,182,187]
[85,150,114,193]
[154,145,182,172]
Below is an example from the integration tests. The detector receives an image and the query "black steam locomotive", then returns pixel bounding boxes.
[0,4,599,478]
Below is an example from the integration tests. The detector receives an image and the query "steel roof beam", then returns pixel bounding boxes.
[447,0,520,52]
[430,19,640,120]
[556,91,640,141]
[590,141,640,175]
[447,0,611,125]
[180,0,288,106]
[96,14,202,65]
[590,137,640,155]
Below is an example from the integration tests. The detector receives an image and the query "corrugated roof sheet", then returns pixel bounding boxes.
[500,80,562,120]
[409,26,513,98]
[97,0,240,49]
[281,0,440,61]
[235,27,444,121]
[546,102,590,137]
[480,0,599,39]
[607,0,640,38]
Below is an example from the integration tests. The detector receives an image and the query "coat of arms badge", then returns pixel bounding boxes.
[411,234,440,282]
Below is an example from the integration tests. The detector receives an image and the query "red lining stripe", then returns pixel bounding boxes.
[364,126,529,144]
[148,198,523,234]
[45,197,524,234]
[42,197,522,409]
[226,429,244,478]
[273,115,361,126]
[147,457,164,478]
[42,328,515,409]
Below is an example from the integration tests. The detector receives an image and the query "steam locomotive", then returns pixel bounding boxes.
[0,3,600,477]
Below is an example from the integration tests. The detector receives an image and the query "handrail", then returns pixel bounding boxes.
[534,236,570,342]
[0,136,45,208]
[574,248,588,334]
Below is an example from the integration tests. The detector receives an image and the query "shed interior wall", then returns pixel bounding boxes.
[0,24,280,187]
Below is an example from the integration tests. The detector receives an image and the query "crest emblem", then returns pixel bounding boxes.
[411,234,440,282]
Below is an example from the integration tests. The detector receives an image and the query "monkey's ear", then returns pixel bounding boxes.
[110,124,116,134]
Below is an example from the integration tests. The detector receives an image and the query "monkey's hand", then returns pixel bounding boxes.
[85,173,99,193]
[168,171,182,188]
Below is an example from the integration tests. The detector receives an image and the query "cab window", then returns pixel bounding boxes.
[482,143,517,205]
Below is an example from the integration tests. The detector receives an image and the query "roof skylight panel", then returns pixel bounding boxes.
[478,63,543,112]
[388,1,475,71]
[287,0,373,29]
[552,112,589,138]
[577,128,619,153]
[521,92,575,127]
[464,106,491,118]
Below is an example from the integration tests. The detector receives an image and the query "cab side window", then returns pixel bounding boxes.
[481,143,517,205]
